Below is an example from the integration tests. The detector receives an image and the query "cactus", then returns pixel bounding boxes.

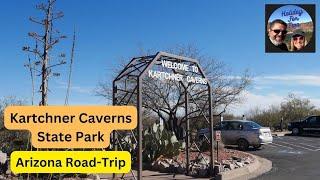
[143,123,183,163]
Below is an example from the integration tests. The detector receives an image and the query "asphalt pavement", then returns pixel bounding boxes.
[251,135,320,180]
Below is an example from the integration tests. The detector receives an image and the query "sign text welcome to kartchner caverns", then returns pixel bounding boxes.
[148,60,207,85]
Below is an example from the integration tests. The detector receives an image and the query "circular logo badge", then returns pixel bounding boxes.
[267,5,314,52]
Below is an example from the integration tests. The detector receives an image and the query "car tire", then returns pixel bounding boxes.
[237,139,249,151]
[292,128,300,135]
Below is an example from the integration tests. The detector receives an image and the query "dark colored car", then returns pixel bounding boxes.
[288,115,320,135]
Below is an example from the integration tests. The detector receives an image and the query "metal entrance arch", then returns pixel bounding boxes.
[112,51,214,179]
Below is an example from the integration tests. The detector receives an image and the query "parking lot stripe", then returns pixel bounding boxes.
[283,136,299,141]
[298,143,320,149]
[278,141,317,151]
[265,144,278,148]
[299,137,320,143]
[271,143,294,149]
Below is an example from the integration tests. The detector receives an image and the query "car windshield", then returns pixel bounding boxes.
[245,121,262,129]
[303,116,310,121]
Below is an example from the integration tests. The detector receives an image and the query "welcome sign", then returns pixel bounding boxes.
[148,60,208,85]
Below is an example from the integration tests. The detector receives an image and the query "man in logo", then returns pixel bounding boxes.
[267,19,288,51]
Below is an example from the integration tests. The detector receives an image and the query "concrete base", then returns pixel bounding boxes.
[216,155,272,180]
[98,155,272,180]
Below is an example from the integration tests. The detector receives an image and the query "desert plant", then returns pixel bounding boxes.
[143,123,183,163]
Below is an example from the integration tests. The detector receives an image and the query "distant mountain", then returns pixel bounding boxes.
[287,21,313,32]
[267,21,313,33]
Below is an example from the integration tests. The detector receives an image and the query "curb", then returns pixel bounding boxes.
[272,131,291,137]
[216,154,272,180]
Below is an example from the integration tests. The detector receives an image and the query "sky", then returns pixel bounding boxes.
[269,5,313,23]
[0,0,319,115]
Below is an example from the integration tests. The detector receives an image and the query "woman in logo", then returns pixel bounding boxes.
[290,29,307,51]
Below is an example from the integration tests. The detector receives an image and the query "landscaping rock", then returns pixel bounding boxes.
[244,160,251,164]
[224,167,230,171]
[6,175,18,180]
[0,152,6,164]
[190,165,198,175]
[0,151,8,175]
[150,147,254,177]
[158,161,170,172]
[86,174,100,180]
[232,156,242,162]
[6,168,11,175]
[235,161,244,167]
[224,163,235,170]
[214,164,223,174]
[198,156,210,165]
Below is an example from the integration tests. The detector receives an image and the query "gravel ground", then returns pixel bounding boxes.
[175,148,251,164]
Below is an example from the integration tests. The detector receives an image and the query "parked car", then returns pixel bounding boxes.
[288,115,320,135]
[198,120,273,150]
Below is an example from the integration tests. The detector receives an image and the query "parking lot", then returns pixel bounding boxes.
[251,135,320,180]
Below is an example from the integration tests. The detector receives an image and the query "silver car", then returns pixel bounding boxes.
[198,120,273,150]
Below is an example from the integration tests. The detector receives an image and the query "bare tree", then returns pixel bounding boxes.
[24,55,35,105]
[247,93,320,129]
[165,45,251,114]
[21,3,74,178]
[280,93,316,122]
[65,29,76,105]
[97,45,251,137]
[23,0,67,106]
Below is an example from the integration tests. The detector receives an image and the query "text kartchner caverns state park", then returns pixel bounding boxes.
[10,112,132,124]
[4,106,137,148]
[148,60,208,85]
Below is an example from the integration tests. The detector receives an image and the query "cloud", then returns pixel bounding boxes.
[53,80,94,94]
[211,74,320,115]
[253,85,272,90]
[255,74,320,87]
[223,74,320,91]
[228,91,284,115]
[229,90,320,116]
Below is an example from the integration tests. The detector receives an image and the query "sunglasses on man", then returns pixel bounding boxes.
[293,36,304,41]
[271,29,287,35]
